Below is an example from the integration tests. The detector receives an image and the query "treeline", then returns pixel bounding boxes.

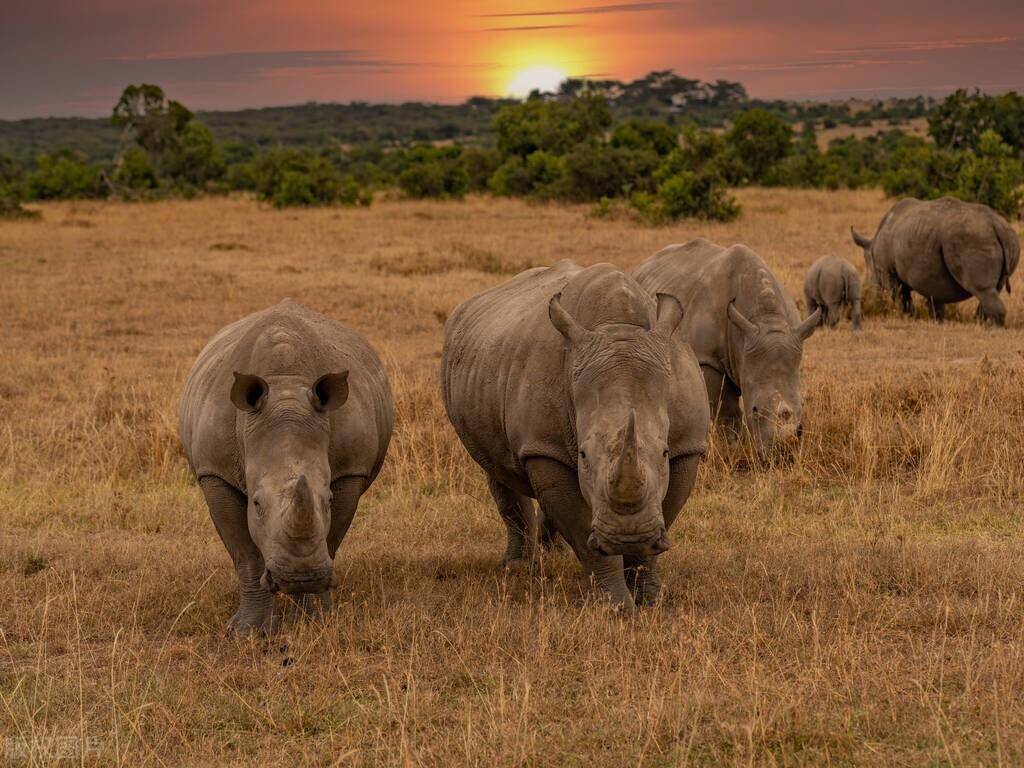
[0,70,933,165]
[2,85,1022,222]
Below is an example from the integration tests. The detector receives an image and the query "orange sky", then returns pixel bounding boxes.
[1,1,1022,118]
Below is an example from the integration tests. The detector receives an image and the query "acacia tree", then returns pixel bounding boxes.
[111,84,224,189]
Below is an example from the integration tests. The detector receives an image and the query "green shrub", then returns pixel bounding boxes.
[398,161,468,199]
[953,130,1024,217]
[113,148,158,191]
[488,157,532,197]
[725,109,794,183]
[339,176,373,206]
[24,152,107,200]
[560,143,658,202]
[457,147,503,192]
[655,171,740,221]
[881,144,962,200]
[249,149,344,207]
[610,120,679,156]
[493,94,612,157]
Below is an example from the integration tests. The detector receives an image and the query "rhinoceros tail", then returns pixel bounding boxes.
[993,222,1018,295]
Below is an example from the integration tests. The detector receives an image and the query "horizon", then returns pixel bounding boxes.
[1,1,1023,120]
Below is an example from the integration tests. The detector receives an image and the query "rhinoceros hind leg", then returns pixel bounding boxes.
[487,477,538,570]
[975,289,1007,326]
[927,298,946,323]
[524,458,634,611]
[898,283,914,315]
[199,476,276,636]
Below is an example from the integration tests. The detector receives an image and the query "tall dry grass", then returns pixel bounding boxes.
[1,191,1024,765]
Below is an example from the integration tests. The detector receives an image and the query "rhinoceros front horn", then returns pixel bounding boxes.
[286,474,319,539]
[609,409,645,506]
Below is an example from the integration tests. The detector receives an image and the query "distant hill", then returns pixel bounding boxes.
[0,70,935,165]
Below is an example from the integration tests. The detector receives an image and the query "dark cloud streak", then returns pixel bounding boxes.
[482,2,676,18]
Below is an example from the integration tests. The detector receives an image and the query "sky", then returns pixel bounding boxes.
[1,0,1022,119]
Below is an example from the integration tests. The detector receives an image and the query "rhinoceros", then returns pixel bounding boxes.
[179,299,393,634]
[632,239,820,452]
[804,255,862,330]
[852,197,1019,325]
[442,261,709,609]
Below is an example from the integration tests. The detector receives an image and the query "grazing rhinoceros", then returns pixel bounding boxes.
[804,255,862,330]
[632,239,821,453]
[851,197,1019,325]
[442,261,709,609]
[179,299,393,634]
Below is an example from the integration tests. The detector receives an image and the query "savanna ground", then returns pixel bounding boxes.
[2,189,1024,767]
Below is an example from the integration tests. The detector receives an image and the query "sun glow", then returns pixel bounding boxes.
[506,65,568,98]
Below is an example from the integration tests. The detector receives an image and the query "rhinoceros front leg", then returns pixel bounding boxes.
[701,365,742,435]
[199,476,275,635]
[927,298,946,323]
[487,476,539,570]
[624,454,700,605]
[524,457,634,610]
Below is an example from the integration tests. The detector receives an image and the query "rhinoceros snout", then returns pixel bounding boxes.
[587,529,669,557]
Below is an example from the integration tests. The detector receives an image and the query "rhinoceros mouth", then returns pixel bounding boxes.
[261,567,335,595]
[587,528,669,557]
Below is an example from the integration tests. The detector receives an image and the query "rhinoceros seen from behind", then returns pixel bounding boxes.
[179,299,393,634]
[632,239,820,454]
[442,261,709,610]
[852,197,1019,325]
[804,254,862,330]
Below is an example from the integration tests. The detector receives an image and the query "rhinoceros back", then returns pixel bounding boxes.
[442,261,582,493]
[179,299,393,491]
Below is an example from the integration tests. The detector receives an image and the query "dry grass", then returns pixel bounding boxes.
[2,191,1024,766]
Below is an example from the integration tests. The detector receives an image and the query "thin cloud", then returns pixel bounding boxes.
[484,24,580,32]
[482,2,677,18]
[717,58,923,73]
[817,36,1017,55]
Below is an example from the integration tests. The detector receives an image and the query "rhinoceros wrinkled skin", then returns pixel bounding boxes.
[632,239,821,453]
[441,261,709,610]
[804,255,862,330]
[852,197,1020,325]
[179,299,393,634]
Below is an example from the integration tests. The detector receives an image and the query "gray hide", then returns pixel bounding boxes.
[179,299,393,634]
[441,261,709,610]
[852,197,1020,325]
[804,254,862,330]
[632,239,820,453]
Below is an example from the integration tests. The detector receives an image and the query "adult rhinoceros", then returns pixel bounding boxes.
[632,239,821,453]
[442,261,709,610]
[179,299,393,634]
[852,197,1019,325]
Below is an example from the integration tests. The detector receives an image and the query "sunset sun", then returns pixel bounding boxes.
[506,65,567,97]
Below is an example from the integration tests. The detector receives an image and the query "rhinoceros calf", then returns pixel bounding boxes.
[442,261,709,609]
[632,239,820,453]
[179,299,393,634]
[804,255,862,330]
[852,197,1020,325]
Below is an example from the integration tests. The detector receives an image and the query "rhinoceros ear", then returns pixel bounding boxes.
[548,293,590,345]
[310,371,349,413]
[653,292,684,337]
[230,372,268,413]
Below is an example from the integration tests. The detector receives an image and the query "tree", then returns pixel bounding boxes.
[725,109,794,183]
[112,84,193,166]
[493,93,611,157]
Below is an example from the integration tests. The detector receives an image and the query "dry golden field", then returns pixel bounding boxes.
[2,190,1024,766]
